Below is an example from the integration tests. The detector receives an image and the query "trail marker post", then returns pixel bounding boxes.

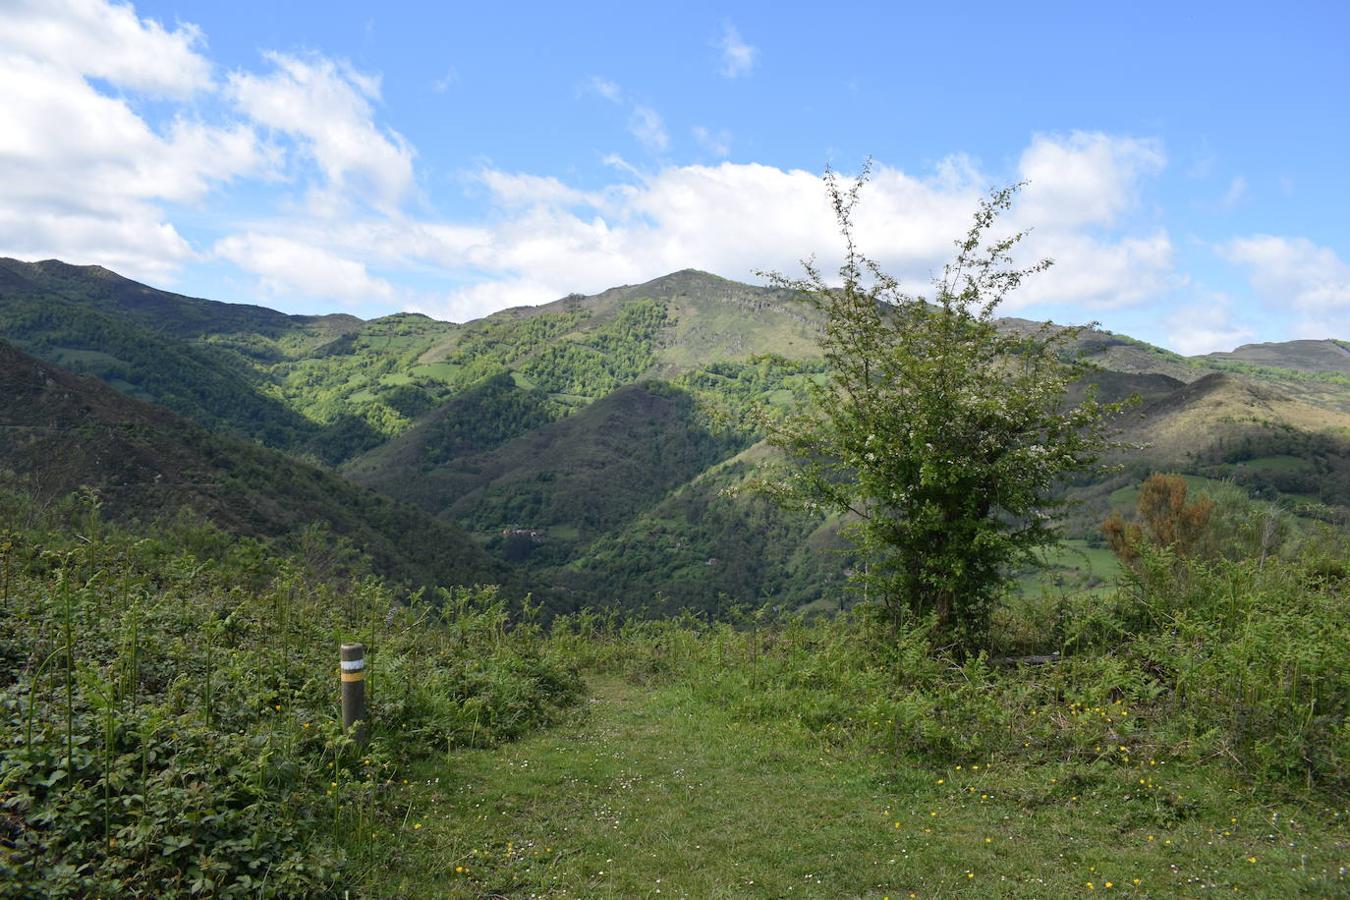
[340,643,367,746]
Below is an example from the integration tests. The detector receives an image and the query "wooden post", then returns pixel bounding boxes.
[340,643,367,746]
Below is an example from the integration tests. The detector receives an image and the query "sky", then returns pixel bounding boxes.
[1,0,1347,352]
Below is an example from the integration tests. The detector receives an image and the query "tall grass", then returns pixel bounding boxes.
[550,531,1348,794]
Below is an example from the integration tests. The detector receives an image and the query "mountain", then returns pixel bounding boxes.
[1202,339,1350,375]
[346,380,747,560]
[2,258,1347,615]
[0,339,497,589]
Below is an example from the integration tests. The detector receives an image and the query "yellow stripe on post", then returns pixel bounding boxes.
[340,642,368,745]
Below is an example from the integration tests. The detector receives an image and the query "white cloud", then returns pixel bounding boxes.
[628,105,669,152]
[214,233,395,306]
[479,171,600,209]
[0,206,193,283]
[692,125,732,157]
[0,3,267,280]
[228,53,415,211]
[399,134,1171,321]
[0,8,1178,329]
[415,278,562,324]
[1221,235,1350,336]
[1016,132,1164,228]
[1162,294,1256,355]
[0,0,212,96]
[718,23,757,77]
[1011,231,1176,310]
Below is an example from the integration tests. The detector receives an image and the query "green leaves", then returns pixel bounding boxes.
[763,176,1122,654]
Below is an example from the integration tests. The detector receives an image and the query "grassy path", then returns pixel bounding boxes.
[370,676,1348,898]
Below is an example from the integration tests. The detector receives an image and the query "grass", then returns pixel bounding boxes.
[1013,539,1123,599]
[370,674,1349,898]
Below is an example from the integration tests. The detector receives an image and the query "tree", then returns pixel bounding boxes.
[760,166,1122,654]
[1102,472,1217,566]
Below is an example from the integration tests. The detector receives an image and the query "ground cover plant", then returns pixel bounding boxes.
[0,489,580,897]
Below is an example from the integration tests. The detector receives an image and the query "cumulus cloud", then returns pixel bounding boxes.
[1220,235,1350,336]
[227,53,415,211]
[1016,132,1164,228]
[0,1,268,280]
[214,233,395,306]
[718,23,757,77]
[0,0,212,96]
[0,7,1180,323]
[396,133,1173,321]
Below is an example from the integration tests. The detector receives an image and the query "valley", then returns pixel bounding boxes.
[1,258,1346,616]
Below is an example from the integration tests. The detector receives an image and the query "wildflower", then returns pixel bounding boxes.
[1247,856,1257,863]
[1105,882,1113,889]
[937,778,945,784]
[414,823,422,830]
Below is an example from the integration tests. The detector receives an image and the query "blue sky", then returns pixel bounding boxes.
[1,0,1347,351]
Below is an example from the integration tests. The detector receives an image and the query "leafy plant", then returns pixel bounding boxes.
[759,169,1124,653]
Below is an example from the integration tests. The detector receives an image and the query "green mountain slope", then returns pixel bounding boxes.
[347,381,748,562]
[558,441,849,615]
[0,340,497,589]
[2,258,1348,616]
[1202,339,1350,374]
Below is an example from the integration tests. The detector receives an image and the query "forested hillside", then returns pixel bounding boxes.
[0,341,497,591]
[2,260,1347,616]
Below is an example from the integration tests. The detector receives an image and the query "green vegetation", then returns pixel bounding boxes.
[0,341,497,592]
[0,490,579,897]
[4,476,1346,897]
[383,508,1348,896]
[762,179,1122,652]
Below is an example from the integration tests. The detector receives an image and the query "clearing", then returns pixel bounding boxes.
[369,676,1348,898]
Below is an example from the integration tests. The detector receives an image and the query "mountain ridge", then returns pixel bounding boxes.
[2,257,1347,614]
